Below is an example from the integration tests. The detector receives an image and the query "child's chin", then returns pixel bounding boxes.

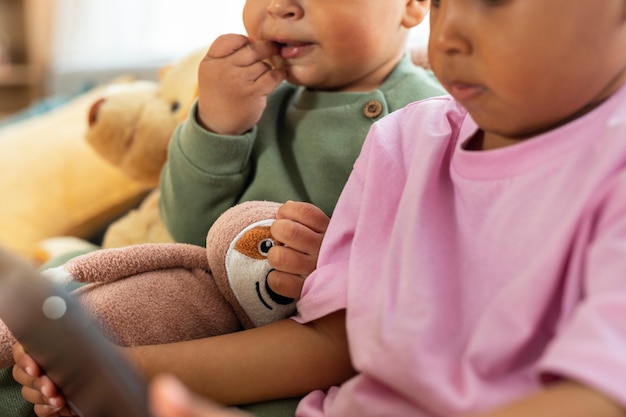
[284,74,310,88]
[281,66,317,87]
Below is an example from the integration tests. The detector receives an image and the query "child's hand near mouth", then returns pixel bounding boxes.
[197,34,286,136]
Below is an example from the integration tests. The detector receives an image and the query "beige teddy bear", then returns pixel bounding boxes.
[0,76,152,264]
[36,48,206,261]
[87,48,206,249]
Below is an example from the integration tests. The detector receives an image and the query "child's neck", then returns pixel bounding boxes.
[465,130,524,151]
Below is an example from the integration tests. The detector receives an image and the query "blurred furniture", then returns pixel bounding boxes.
[0,0,52,120]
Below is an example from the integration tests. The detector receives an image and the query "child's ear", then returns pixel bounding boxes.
[402,0,430,29]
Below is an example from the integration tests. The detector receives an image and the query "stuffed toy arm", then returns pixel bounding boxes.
[0,242,215,368]
[43,243,209,286]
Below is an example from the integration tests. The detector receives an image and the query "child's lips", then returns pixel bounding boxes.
[447,81,485,102]
[273,41,313,59]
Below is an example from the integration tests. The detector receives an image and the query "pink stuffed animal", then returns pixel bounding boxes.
[0,201,296,367]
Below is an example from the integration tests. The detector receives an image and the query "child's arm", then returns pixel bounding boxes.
[127,310,352,405]
[268,201,330,299]
[473,380,626,417]
[13,310,353,415]
[196,34,286,136]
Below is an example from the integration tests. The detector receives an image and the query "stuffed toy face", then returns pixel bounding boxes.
[0,201,296,368]
[206,201,295,329]
[223,218,295,327]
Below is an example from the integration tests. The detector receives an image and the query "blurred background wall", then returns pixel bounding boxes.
[0,0,245,119]
[48,0,246,95]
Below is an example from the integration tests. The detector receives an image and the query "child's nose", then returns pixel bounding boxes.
[266,0,303,20]
[429,4,472,56]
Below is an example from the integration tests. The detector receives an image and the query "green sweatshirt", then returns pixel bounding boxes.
[160,54,446,246]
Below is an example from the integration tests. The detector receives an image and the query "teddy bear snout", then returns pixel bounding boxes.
[88,98,106,126]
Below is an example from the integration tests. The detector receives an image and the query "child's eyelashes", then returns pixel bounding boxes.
[482,0,507,6]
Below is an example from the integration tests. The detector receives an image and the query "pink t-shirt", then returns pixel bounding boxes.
[294,84,626,417]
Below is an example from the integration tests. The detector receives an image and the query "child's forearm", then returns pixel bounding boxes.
[124,310,354,405]
[474,380,626,417]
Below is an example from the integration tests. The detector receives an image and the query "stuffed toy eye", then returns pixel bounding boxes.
[170,101,180,112]
[258,238,274,256]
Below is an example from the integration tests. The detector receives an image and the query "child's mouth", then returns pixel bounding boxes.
[273,41,312,59]
[447,81,485,103]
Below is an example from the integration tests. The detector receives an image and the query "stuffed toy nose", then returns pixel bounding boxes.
[88,98,106,126]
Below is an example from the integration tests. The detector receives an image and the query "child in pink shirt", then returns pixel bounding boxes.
[16,1,626,417]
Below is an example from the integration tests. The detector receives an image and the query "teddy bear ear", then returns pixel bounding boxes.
[158,64,174,80]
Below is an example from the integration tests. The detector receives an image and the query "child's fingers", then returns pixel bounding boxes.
[268,245,318,277]
[254,63,286,87]
[33,403,77,417]
[276,201,330,233]
[271,201,329,256]
[267,270,306,300]
[150,375,250,417]
[232,39,281,68]
[17,383,46,407]
[12,344,45,400]
[271,219,325,255]
[16,372,66,411]
[206,34,251,59]
[204,35,284,90]
[244,60,285,88]
[207,35,280,67]
[12,342,40,378]
[12,344,71,415]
